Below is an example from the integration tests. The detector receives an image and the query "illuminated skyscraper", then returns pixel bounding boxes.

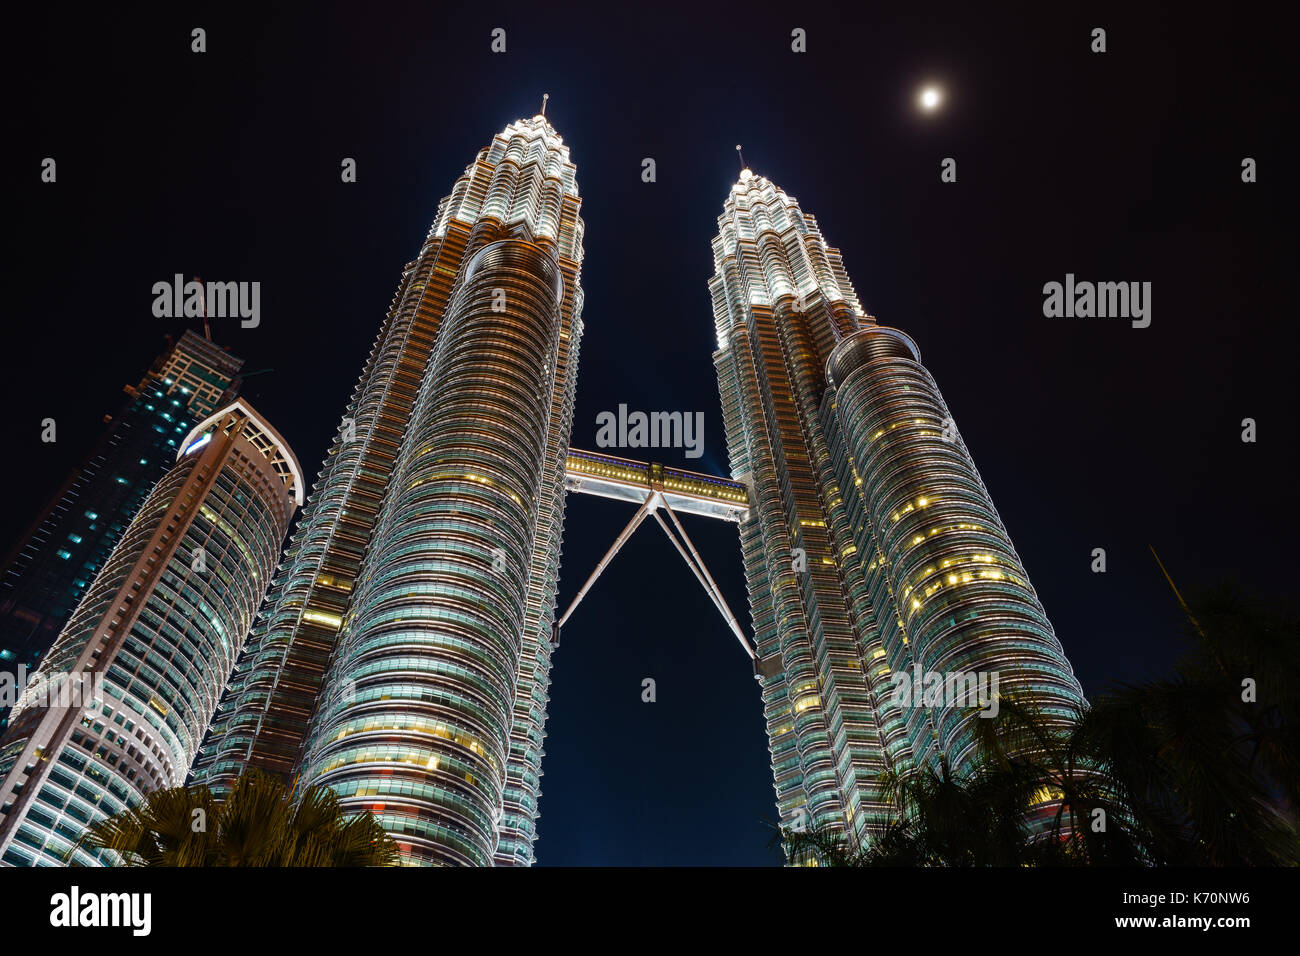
[0,330,243,733]
[192,113,584,866]
[710,169,1085,848]
[0,401,301,866]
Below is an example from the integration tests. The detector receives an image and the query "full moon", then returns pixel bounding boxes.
[920,87,942,110]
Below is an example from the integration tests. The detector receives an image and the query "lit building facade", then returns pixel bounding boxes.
[0,401,301,866]
[192,114,584,867]
[710,170,1085,849]
[0,330,243,733]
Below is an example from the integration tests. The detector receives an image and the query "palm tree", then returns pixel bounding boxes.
[776,585,1299,867]
[966,694,1151,866]
[1078,585,1300,865]
[77,770,399,867]
[772,745,1058,867]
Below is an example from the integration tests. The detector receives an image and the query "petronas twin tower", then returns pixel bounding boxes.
[712,170,1084,845]
[191,115,584,865]
[4,110,1084,866]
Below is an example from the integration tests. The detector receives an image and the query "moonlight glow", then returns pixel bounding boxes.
[920,86,942,111]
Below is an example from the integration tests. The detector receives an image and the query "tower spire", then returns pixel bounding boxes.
[540,92,549,117]
[736,143,746,171]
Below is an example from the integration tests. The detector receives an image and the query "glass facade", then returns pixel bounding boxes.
[297,240,567,865]
[192,115,584,866]
[710,170,1084,850]
[823,328,1084,777]
[0,401,300,866]
[0,330,242,733]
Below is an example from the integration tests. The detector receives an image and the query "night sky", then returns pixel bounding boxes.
[5,2,1294,865]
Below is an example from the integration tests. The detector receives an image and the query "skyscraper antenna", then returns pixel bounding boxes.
[736,144,746,170]
[541,92,549,117]
[193,275,212,342]
[1149,545,1206,639]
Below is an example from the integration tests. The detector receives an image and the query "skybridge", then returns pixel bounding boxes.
[559,449,757,665]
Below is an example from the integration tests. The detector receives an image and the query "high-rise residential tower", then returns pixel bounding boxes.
[0,330,243,732]
[710,169,1085,849]
[191,113,584,866]
[0,400,301,866]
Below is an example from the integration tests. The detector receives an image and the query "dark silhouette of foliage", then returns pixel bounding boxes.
[78,769,399,867]
[777,586,1299,867]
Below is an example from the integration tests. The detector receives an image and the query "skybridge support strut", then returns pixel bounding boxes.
[554,489,756,662]
[650,511,731,626]
[655,501,755,660]
[555,496,653,633]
